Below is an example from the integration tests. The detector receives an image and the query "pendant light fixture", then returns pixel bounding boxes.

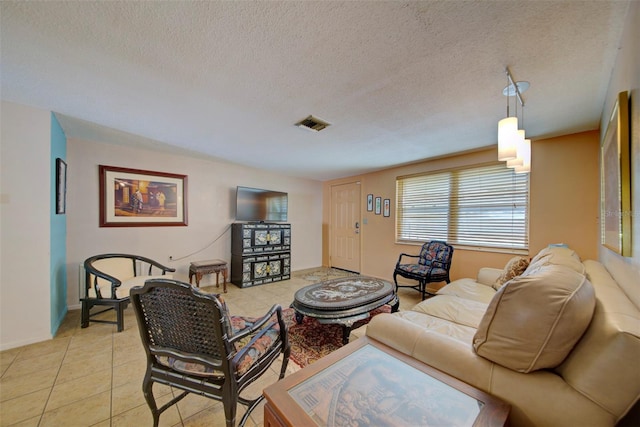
[498,67,531,173]
[514,138,531,174]
[498,69,517,161]
[513,103,531,174]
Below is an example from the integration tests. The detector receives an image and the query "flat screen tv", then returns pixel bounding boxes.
[236,186,288,222]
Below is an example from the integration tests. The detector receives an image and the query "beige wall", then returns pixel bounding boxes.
[530,131,600,259]
[323,131,600,282]
[1,101,53,349]
[598,0,639,308]
[66,137,324,309]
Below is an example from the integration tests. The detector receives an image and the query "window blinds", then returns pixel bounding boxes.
[396,163,529,250]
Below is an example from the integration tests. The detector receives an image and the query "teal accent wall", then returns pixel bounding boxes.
[50,113,67,336]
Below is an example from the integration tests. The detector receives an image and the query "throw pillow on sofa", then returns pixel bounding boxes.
[473,264,595,373]
[493,256,530,290]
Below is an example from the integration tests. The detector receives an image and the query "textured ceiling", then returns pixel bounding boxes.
[0,1,630,181]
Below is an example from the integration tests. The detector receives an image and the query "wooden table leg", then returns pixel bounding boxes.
[222,268,227,293]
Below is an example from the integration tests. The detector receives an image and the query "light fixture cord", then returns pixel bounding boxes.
[514,78,518,122]
[506,70,510,117]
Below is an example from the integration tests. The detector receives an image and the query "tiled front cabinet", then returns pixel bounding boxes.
[231,223,291,288]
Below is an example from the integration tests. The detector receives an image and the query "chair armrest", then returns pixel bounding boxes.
[229,304,283,345]
[396,253,420,266]
[132,255,176,276]
[231,305,287,364]
[85,267,122,287]
[477,267,503,286]
[84,261,123,299]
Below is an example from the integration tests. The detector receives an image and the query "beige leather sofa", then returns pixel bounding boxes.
[362,247,640,427]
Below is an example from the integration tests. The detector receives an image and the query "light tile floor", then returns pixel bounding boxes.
[0,269,422,427]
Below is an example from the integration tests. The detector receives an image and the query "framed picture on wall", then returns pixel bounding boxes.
[383,199,390,217]
[99,165,188,227]
[601,91,631,256]
[375,196,382,215]
[56,158,67,214]
[367,194,374,212]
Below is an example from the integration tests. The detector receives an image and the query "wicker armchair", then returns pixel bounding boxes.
[82,253,175,332]
[130,278,290,427]
[393,240,454,300]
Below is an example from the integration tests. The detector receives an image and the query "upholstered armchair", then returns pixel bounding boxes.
[393,240,454,300]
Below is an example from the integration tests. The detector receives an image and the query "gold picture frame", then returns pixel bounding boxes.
[601,91,631,256]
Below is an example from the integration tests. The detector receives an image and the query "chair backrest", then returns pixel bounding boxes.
[84,253,175,299]
[130,278,230,373]
[418,240,454,269]
[84,255,136,298]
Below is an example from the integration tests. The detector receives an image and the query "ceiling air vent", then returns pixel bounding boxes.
[295,115,331,132]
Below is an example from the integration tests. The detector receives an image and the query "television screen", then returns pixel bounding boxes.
[236,186,288,222]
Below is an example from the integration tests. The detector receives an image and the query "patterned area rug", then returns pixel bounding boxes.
[282,305,390,368]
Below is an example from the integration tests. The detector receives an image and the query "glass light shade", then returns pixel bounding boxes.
[514,138,531,174]
[498,117,518,160]
[507,130,526,168]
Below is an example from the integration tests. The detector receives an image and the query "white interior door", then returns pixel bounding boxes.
[330,182,361,272]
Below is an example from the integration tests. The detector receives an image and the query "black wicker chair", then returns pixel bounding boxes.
[393,241,454,300]
[130,278,290,427]
[82,253,175,332]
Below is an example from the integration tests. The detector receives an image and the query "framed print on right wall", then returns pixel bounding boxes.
[383,199,390,217]
[375,196,382,215]
[601,90,631,256]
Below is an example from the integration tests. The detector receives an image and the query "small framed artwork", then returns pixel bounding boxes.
[56,158,67,214]
[375,196,382,215]
[99,165,188,227]
[383,199,390,217]
[601,91,631,256]
[367,194,374,212]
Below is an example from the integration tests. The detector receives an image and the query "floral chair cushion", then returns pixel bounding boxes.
[396,264,448,280]
[156,303,281,377]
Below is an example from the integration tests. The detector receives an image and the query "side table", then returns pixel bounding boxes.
[189,259,228,293]
[263,336,510,427]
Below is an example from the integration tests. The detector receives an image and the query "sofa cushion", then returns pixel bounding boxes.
[412,294,489,328]
[555,260,640,418]
[473,264,595,373]
[527,246,585,275]
[437,278,496,304]
[393,311,477,344]
[492,256,529,290]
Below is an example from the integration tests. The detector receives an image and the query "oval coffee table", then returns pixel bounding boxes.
[291,275,399,344]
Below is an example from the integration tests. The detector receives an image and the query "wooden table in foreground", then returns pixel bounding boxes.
[263,336,510,427]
